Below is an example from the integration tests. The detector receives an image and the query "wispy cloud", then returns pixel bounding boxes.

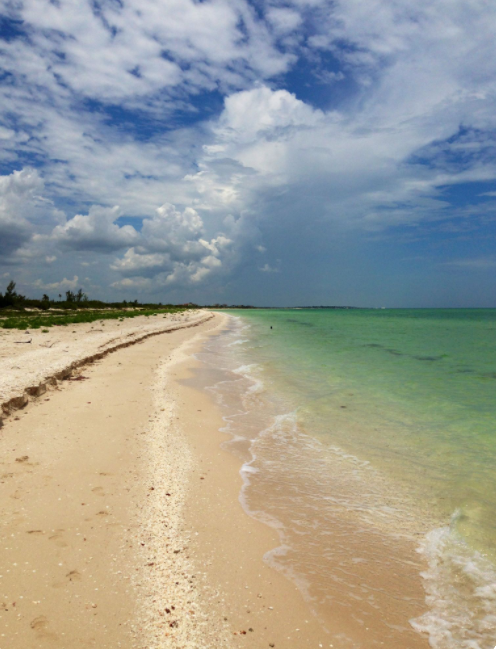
[259,263,280,273]
[443,257,496,270]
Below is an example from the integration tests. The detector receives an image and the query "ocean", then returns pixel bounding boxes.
[195,308,496,649]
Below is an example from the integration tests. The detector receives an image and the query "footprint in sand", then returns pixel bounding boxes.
[52,569,82,589]
[66,569,82,582]
[30,615,58,640]
[92,486,105,496]
[48,529,67,547]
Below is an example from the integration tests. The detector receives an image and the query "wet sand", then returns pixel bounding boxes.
[172,326,431,649]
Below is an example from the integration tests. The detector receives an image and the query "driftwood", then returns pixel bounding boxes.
[14,339,32,344]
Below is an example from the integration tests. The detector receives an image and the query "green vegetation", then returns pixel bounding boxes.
[0,280,199,330]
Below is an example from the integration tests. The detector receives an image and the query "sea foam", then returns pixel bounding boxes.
[411,511,496,649]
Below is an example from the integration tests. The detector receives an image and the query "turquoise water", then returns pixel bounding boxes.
[226,308,496,554]
[201,308,496,648]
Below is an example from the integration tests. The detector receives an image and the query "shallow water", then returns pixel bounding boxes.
[196,309,496,649]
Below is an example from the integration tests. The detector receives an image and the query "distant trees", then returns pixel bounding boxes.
[0,281,25,308]
[40,293,51,310]
[0,280,89,311]
[76,288,87,303]
[65,288,88,304]
[0,279,194,312]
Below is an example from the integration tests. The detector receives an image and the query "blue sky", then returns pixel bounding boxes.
[0,0,495,306]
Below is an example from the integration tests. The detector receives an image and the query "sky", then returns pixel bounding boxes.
[0,0,496,307]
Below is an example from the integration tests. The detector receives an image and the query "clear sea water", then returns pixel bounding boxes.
[197,308,496,649]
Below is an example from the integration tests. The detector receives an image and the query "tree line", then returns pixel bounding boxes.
[0,280,195,311]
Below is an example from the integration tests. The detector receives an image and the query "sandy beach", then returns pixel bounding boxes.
[0,310,334,649]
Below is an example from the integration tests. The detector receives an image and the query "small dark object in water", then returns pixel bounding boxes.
[270,326,272,329]
[385,348,403,356]
[414,355,443,362]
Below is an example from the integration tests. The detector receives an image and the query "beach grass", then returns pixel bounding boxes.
[0,306,189,330]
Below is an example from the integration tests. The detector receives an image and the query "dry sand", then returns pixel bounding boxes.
[0,311,219,649]
[0,310,205,423]
[0,310,333,649]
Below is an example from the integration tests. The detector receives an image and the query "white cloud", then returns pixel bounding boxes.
[1,0,496,302]
[111,277,153,291]
[141,204,204,254]
[111,249,173,276]
[216,86,323,145]
[2,0,292,105]
[266,8,303,35]
[110,203,232,287]
[0,168,48,257]
[0,127,16,140]
[52,206,139,252]
[443,257,496,270]
[259,263,280,273]
[33,275,80,291]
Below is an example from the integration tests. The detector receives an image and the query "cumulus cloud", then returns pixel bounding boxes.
[1,0,292,105]
[0,168,47,257]
[110,203,232,287]
[141,204,204,256]
[266,8,303,35]
[1,0,496,302]
[111,277,153,291]
[52,206,139,252]
[33,275,80,291]
[199,65,496,239]
[216,86,323,145]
